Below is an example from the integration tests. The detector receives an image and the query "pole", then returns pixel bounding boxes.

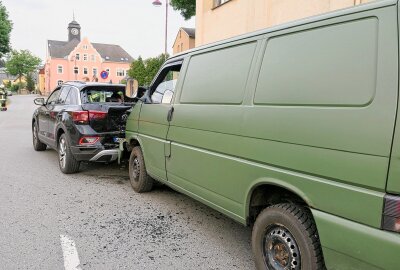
[165,0,168,61]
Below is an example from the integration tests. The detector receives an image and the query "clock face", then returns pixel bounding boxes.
[71,28,79,35]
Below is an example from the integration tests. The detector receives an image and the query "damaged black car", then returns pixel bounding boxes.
[32,82,135,174]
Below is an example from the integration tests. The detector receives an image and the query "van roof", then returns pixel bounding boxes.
[168,0,397,61]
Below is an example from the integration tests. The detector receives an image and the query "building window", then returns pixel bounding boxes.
[116,68,125,77]
[91,55,96,62]
[57,80,63,86]
[105,68,110,74]
[73,67,79,74]
[83,45,88,50]
[83,54,88,61]
[57,65,63,74]
[83,67,88,75]
[93,68,98,76]
[213,0,230,8]
[75,53,80,60]
[177,45,180,52]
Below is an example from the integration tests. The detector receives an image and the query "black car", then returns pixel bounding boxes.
[32,82,133,174]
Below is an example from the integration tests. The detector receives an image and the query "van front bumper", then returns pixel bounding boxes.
[312,209,400,270]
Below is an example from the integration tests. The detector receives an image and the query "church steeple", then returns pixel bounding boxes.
[67,14,81,42]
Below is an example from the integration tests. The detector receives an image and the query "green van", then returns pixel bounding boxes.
[125,0,400,269]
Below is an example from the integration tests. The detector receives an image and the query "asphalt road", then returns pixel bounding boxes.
[0,95,255,270]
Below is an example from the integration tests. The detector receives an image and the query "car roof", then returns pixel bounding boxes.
[62,81,125,90]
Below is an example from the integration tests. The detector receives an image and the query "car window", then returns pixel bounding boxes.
[151,65,181,104]
[66,87,78,105]
[81,87,125,103]
[58,86,71,105]
[47,89,61,105]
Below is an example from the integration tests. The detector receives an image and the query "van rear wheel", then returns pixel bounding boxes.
[129,146,154,193]
[252,203,324,270]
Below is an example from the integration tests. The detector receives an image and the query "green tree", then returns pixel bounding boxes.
[128,56,147,86]
[144,54,167,85]
[170,0,196,20]
[5,50,41,90]
[26,73,35,92]
[127,54,168,87]
[0,1,12,57]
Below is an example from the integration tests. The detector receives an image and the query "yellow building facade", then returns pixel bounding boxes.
[173,28,196,55]
[196,0,371,46]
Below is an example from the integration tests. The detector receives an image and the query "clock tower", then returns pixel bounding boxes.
[68,19,81,42]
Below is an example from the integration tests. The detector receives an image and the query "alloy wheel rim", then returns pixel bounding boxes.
[263,225,301,270]
[59,138,67,169]
[132,157,140,181]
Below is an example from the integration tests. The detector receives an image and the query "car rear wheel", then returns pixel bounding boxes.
[252,203,325,270]
[58,133,80,174]
[129,146,154,193]
[32,122,47,151]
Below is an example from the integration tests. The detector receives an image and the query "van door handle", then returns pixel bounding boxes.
[167,107,174,122]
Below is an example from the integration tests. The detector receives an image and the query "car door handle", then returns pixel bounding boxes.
[167,107,174,122]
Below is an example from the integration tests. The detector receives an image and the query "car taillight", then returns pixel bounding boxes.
[79,136,100,145]
[72,111,89,124]
[382,194,400,233]
[71,111,107,124]
[89,111,107,120]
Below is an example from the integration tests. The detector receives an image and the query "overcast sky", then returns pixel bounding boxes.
[2,0,195,62]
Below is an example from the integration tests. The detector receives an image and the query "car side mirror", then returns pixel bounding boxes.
[125,78,139,98]
[34,98,45,106]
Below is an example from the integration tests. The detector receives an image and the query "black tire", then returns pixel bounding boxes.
[129,146,154,193]
[32,122,47,151]
[252,203,324,270]
[58,133,80,174]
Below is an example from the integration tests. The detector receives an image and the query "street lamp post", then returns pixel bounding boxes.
[152,0,168,60]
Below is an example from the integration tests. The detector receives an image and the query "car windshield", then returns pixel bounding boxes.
[81,87,126,104]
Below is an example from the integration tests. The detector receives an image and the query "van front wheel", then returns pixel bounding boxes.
[129,146,154,193]
[252,203,324,270]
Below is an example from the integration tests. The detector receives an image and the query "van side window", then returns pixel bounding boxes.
[151,64,181,104]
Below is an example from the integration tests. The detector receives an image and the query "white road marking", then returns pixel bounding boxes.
[60,235,82,270]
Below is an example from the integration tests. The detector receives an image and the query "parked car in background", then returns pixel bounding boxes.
[124,1,400,269]
[6,91,12,96]
[32,82,134,174]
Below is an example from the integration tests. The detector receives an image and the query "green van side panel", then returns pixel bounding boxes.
[313,209,400,270]
[167,133,384,227]
[125,102,142,137]
[322,248,380,270]
[255,18,378,107]
[249,9,398,158]
[137,104,172,181]
[386,1,400,195]
[166,6,397,228]
[180,42,257,104]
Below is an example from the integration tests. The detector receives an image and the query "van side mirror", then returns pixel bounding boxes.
[125,78,139,98]
[34,98,45,106]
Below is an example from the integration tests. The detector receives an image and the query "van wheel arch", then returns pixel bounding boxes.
[247,184,309,225]
[127,138,140,152]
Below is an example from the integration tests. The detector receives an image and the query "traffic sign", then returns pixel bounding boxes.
[100,70,108,79]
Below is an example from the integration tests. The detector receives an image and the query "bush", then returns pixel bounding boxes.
[10,82,25,92]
